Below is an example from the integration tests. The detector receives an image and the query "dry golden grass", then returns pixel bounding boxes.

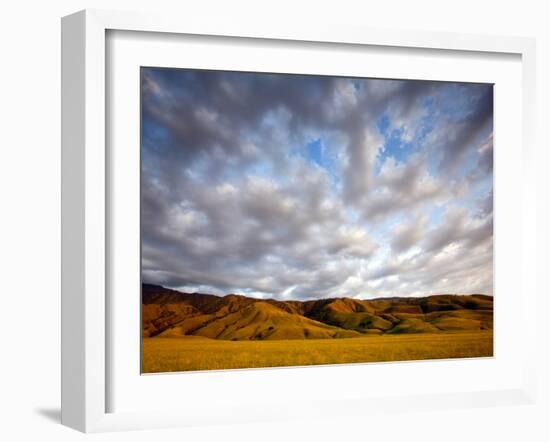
[141,330,493,373]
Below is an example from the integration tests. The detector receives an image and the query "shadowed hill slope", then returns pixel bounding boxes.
[142,284,493,339]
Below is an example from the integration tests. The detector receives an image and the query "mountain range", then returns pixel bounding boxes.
[142,283,493,340]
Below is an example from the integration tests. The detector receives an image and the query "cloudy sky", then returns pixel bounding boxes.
[141,67,493,300]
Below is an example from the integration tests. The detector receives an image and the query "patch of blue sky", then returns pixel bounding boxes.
[288,137,342,189]
[377,114,390,135]
[345,207,360,223]
[380,128,414,164]
[375,102,439,175]
[376,121,419,175]
[306,138,323,166]
[428,205,446,226]
[246,160,274,181]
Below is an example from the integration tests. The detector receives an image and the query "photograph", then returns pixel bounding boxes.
[140,67,494,374]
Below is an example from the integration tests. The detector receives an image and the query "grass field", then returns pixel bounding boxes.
[141,331,493,373]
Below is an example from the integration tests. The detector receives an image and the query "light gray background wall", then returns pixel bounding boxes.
[0,1,547,440]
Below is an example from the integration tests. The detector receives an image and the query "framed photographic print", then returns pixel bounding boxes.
[139,67,495,374]
[61,9,537,433]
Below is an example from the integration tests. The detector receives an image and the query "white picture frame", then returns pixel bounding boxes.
[61,9,537,433]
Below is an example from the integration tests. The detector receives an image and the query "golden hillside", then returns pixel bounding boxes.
[142,284,493,340]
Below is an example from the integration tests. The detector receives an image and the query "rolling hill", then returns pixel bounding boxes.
[142,284,493,340]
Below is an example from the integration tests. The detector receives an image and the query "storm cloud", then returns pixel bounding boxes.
[141,68,493,300]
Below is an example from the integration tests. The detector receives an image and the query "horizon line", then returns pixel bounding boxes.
[142,282,494,302]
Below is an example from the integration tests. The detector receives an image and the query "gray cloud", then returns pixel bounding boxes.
[391,215,428,253]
